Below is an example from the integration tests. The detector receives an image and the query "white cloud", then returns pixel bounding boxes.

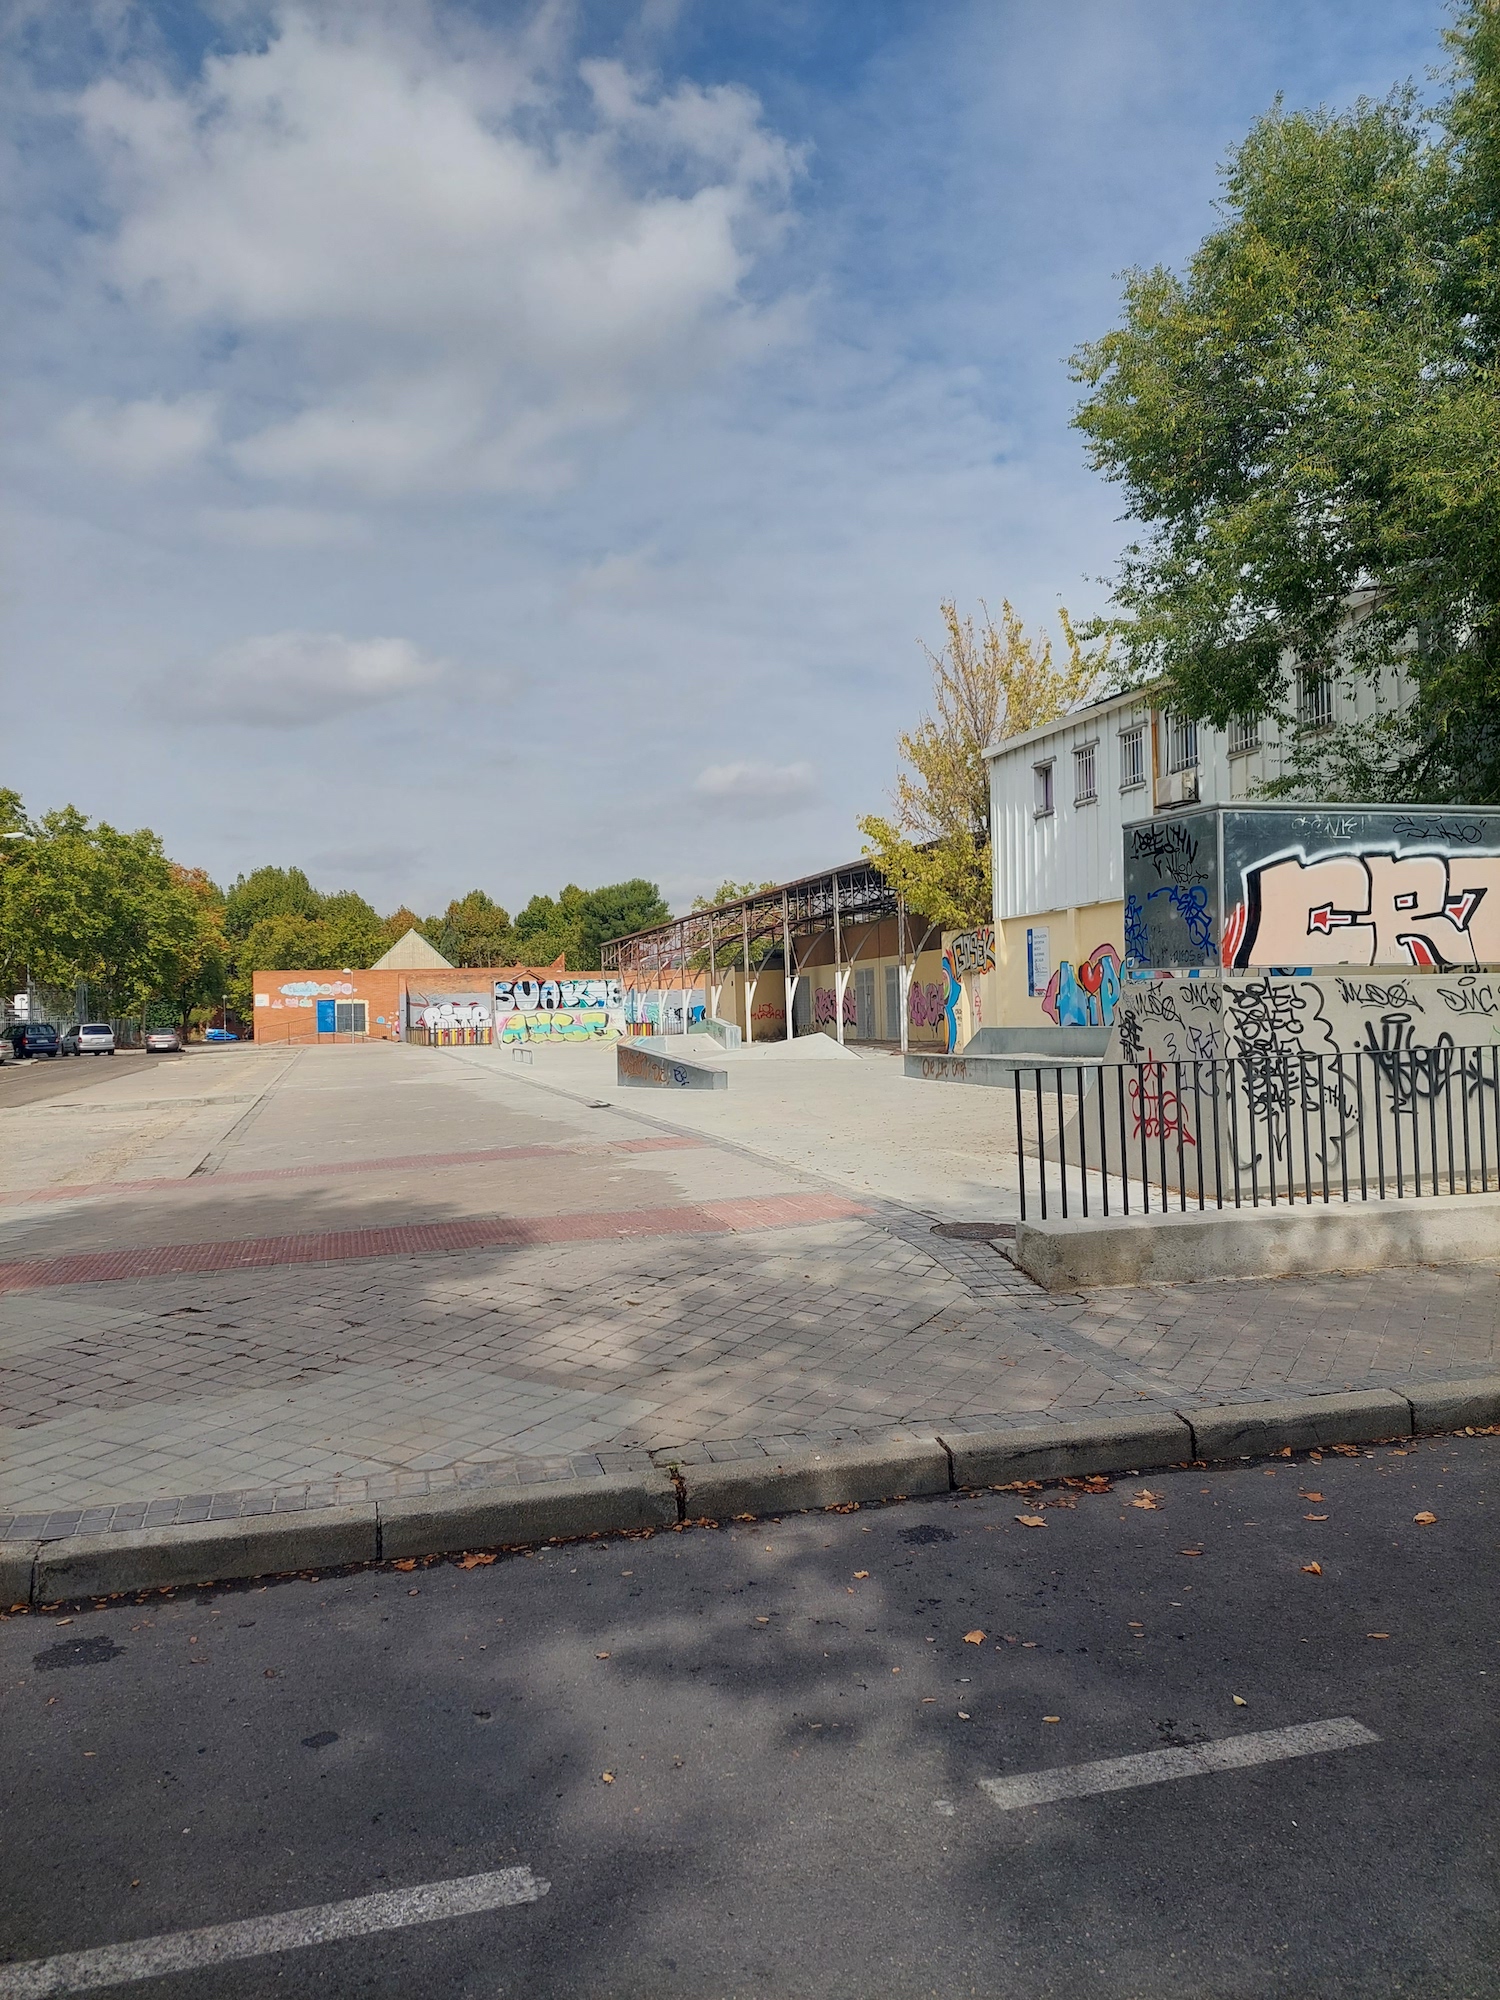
[692,760,819,817]
[57,393,217,476]
[194,505,367,549]
[72,7,800,493]
[172,631,446,727]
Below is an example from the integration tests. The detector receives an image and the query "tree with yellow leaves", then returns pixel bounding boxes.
[860,600,1104,929]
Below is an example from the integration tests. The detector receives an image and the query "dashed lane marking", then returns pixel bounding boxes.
[0,1865,549,1996]
[977,1717,1378,1812]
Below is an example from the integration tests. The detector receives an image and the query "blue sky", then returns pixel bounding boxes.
[2,0,1450,917]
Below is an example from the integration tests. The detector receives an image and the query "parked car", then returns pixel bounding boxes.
[202,1027,239,1042]
[144,1028,182,1053]
[6,1022,60,1058]
[62,1023,116,1056]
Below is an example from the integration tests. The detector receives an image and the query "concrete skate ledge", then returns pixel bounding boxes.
[617,1042,727,1090]
[906,1051,1099,1089]
[7,1377,1497,1605]
[1013,1193,1500,1292]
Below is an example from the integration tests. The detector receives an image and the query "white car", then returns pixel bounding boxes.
[62,1023,115,1056]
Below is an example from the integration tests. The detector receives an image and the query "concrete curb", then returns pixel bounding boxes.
[1184,1389,1412,1460]
[944,1413,1192,1487]
[1014,1195,1500,1290]
[32,1504,380,1603]
[379,1471,678,1559]
[676,1438,950,1518]
[6,1377,1497,1606]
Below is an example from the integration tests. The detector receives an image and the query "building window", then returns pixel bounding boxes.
[1228,714,1261,756]
[1119,726,1146,790]
[1033,761,1054,816]
[1073,742,1097,804]
[334,1001,367,1035]
[1165,713,1199,774]
[1296,666,1335,731]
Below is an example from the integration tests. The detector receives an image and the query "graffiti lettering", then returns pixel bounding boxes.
[1334,977,1424,1011]
[1227,850,1500,970]
[1128,1068,1198,1147]
[1041,943,1122,1028]
[1147,883,1214,955]
[1124,893,1149,967]
[908,981,946,1031]
[494,976,622,1011]
[948,925,996,977]
[814,986,856,1028]
[1435,976,1500,1016]
[1128,823,1202,880]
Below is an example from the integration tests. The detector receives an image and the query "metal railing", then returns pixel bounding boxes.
[1014,1049,1500,1221]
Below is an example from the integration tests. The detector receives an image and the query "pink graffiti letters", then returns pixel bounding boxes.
[1229,849,1500,970]
[814,986,856,1027]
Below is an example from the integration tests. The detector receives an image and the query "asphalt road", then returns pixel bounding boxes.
[1,1437,1495,1999]
[0,1050,184,1109]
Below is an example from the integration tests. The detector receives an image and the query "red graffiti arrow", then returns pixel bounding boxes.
[1307,903,1360,934]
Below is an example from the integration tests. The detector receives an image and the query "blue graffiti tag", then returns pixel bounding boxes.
[1124,893,1149,966]
[1147,882,1214,955]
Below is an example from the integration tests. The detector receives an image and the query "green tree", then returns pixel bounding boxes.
[423,890,515,967]
[1070,2,1500,801]
[577,879,669,966]
[860,600,1102,928]
[0,804,203,1012]
[224,865,323,940]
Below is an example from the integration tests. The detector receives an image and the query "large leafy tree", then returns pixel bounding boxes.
[0,803,206,1011]
[860,600,1102,929]
[1071,2,1500,801]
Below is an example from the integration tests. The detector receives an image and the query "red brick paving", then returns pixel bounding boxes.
[0,1191,869,1293]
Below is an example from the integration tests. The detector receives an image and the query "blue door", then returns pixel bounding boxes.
[316,999,336,1033]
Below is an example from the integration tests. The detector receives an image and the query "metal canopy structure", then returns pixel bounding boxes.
[600,856,945,1051]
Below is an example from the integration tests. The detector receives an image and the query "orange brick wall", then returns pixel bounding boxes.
[250,961,565,1044]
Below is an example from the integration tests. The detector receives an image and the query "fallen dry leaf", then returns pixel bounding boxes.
[601,1772,614,1783]
[1016,1515,1047,1529]
[595,1652,611,1660]
[1232,1695,1248,1707]
[755,1616,770,1625]
[1367,1632,1391,1640]
[957,1711,970,1719]
[963,1630,985,1645]
[1331,1443,1362,1457]
[391,1560,417,1573]
[1042,1716,1061,1724]
[1300,1492,1324,1502]
[1304,1513,1329,1521]
[1130,1493,1161,1510]
[1301,1562,1323,1575]
[1413,1511,1438,1525]
[853,1571,869,1579]
[1179,1549,1203,1557]
[458,1553,496,1569]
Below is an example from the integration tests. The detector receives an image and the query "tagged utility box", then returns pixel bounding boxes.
[1123,805,1500,972]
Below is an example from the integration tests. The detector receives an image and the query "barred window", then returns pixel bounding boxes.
[1296,666,1335,731]
[1033,761,1054,816]
[1119,725,1146,790]
[1228,714,1261,756]
[1073,742,1097,804]
[1165,713,1199,774]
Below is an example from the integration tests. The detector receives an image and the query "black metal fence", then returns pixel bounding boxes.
[1014,1048,1500,1221]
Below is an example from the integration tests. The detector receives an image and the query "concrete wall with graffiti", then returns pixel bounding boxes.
[995,907,1125,1034]
[492,975,626,1043]
[1083,965,1500,1192]
[1122,806,1500,972]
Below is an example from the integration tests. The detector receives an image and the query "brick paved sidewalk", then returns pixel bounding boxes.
[4,1202,1497,1540]
[3,1040,1497,1544]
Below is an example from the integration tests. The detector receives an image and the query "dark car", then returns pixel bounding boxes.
[7,1022,60,1058]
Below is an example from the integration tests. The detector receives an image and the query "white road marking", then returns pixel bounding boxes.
[0,1866,549,1997]
[978,1717,1378,1813]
